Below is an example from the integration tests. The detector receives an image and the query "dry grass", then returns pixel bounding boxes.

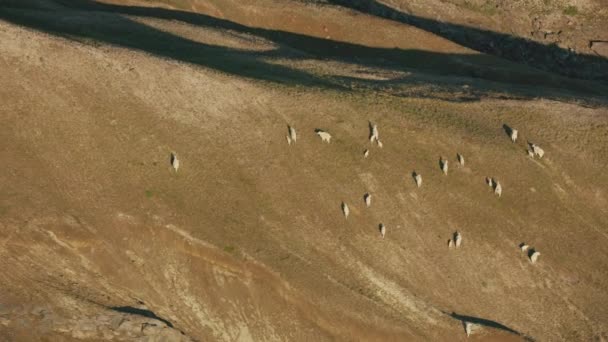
[1,1,607,341]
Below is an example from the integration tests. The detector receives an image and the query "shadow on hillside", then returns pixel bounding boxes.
[448,312,535,341]
[325,0,608,83]
[111,306,174,328]
[0,0,606,105]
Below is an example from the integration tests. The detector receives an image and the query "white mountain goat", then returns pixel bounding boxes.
[486,177,493,187]
[465,322,474,337]
[377,140,383,148]
[454,231,462,248]
[494,180,502,197]
[457,153,465,166]
[530,250,541,263]
[379,223,386,238]
[316,130,332,143]
[364,149,369,158]
[520,243,529,252]
[342,202,349,219]
[369,122,379,143]
[171,152,179,173]
[364,193,371,207]
[286,125,297,145]
[413,172,422,188]
[530,143,545,158]
[448,239,454,248]
[511,128,518,143]
[440,158,448,175]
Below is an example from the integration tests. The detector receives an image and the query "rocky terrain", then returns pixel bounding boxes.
[1,0,607,341]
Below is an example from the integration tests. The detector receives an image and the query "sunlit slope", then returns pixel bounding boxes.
[1,1,608,341]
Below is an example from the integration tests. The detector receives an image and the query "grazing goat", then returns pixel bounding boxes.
[413,172,422,188]
[315,130,332,143]
[171,153,179,173]
[494,180,502,197]
[377,140,383,148]
[364,149,369,158]
[448,239,454,248]
[287,125,297,145]
[527,149,535,157]
[342,202,349,219]
[379,223,386,238]
[369,122,379,143]
[486,177,493,187]
[465,322,473,337]
[364,193,371,207]
[511,129,518,143]
[454,231,462,248]
[440,158,448,175]
[457,153,465,166]
[530,143,545,158]
[530,250,541,263]
[520,243,529,252]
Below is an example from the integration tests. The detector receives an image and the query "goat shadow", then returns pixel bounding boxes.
[363,193,370,203]
[438,157,447,172]
[411,171,420,184]
[447,312,534,340]
[111,306,174,328]
[502,124,514,139]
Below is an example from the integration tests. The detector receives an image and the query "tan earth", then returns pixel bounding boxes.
[1,0,608,341]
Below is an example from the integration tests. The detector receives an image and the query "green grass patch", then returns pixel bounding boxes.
[461,1,498,15]
[145,190,154,198]
[563,5,578,15]
[223,245,236,253]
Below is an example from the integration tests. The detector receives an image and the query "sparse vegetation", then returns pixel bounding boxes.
[145,189,154,198]
[223,245,235,253]
[563,5,578,16]
[458,1,499,16]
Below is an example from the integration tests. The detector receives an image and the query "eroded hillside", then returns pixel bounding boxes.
[1,0,608,341]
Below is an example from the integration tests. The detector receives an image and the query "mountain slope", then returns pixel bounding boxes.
[1,1,608,341]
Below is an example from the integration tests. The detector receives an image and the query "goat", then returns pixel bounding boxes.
[511,129,518,143]
[171,153,179,172]
[486,177,493,187]
[287,125,297,145]
[364,193,371,207]
[342,202,349,219]
[440,158,448,175]
[377,140,383,148]
[364,149,369,158]
[379,223,386,238]
[520,243,529,252]
[315,129,332,143]
[413,172,422,188]
[465,322,473,337]
[454,231,462,248]
[457,153,464,166]
[527,149,535,157]
[448,239,454,248]
[494,180,502,197]
[369,122,379,143]
[531,143,545,158]
[530,250,541,263]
